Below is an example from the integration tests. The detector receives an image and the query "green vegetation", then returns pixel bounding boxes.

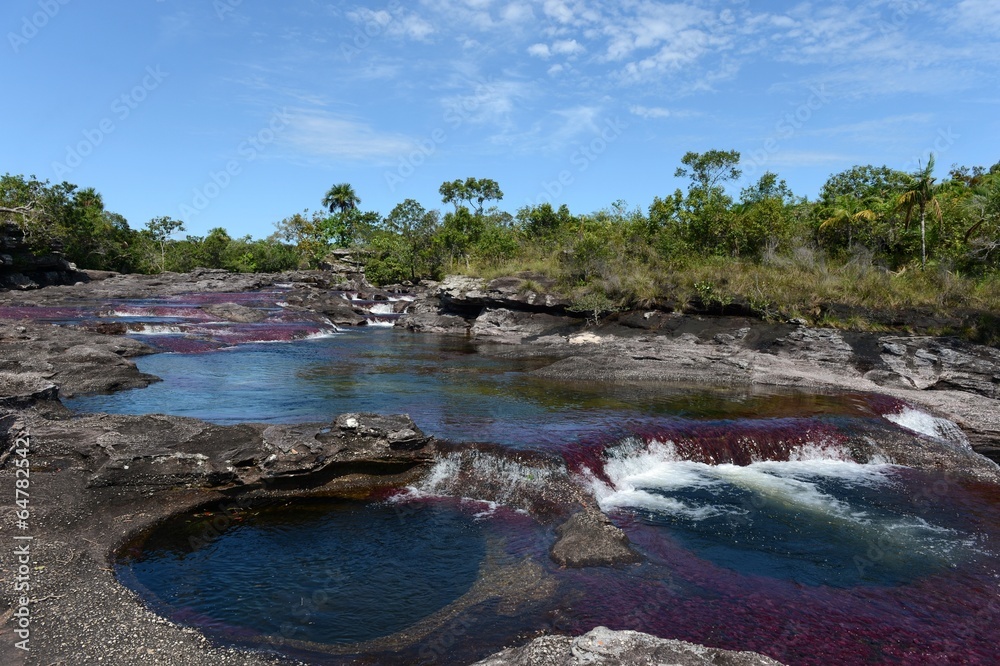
[4,152,1000,339]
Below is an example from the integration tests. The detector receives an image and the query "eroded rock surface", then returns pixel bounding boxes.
[473,626,785,666]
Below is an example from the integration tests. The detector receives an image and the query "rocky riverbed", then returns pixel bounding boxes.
[2,268,999,665]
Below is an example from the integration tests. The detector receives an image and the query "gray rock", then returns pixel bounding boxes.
[472,307,581,343]
[202,302,268,323]
[472,626,785,665]
[550,510,640,568]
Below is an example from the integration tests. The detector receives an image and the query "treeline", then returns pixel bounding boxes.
[4,152,1000,316]
[0,174,297,274]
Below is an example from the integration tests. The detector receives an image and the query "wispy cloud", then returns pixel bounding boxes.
[281,109,417,162]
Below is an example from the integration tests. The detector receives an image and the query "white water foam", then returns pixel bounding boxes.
[104,309,151,318]
[133,324,185,335]
[883,407,971,449]
[363,319,396,328]
[303,328,341,340]
[590,439,895,522]
[408,450,560,511]
[586,438,973,559]
[368,303,395,315]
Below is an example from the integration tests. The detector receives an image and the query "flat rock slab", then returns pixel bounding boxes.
[473,626,785,665]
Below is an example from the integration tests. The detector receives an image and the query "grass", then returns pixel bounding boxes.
[456,248,1000,341]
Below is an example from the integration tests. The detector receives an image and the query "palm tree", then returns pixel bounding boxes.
[322,183,360,215]
[897,155,942,268]
[820,196,877,250]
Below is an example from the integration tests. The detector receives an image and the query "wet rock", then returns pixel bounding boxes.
[317,299,367,326]
[473,626,785,665]
[397,293,472,335]
[550,510,640,568]
[202,302,267,323]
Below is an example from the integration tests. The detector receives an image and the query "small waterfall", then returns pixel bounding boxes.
[563,418,858,481]
[407,448,572,516]
[883,407,971,450]
[583,436,977,583]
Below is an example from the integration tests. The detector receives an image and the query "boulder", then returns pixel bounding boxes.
[203,302,268,323]
[550,509,641,568]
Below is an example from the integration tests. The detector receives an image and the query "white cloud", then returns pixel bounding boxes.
[543,0,576,25]
[282,110,417,162]
[501,2,535,23]
[552,38,585,56]
[527,43,551,58]
[441,79,533,128]
[953,0,1000,35]
[629,105,672,119]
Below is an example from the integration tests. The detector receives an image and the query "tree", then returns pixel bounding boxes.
[271,210,328,267]
[819,196,877,250]
[673,150,742,256]
[145,216,185,272]
[674,150,741,204]
[385,199,440,280]
[322,183,360,215]
[897,154,942,268]
[439,177,503,214]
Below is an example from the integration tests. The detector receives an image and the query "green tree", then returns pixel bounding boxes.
[322,183,360,215]
[439,177,503,214]
[897,155,942,268]
[674,150,741,204]
[819,196,877,251]
[144,216,185,272]
[673,150,742,256]
[384,199,440,280]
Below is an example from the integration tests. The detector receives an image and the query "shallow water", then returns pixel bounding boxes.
[31,293,1000,664]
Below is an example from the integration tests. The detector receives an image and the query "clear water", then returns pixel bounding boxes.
[66,328,879,447]
[118,500,485,647]
[20,294,1000,664]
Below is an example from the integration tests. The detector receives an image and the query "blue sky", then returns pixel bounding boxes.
[2,0,998,239]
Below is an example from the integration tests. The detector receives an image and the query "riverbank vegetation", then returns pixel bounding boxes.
[4,151,1000,337]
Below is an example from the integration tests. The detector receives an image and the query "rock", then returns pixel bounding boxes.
[0,222,88,290]
[397,293,472,335]
[550,510,640,568]
[438,274,572,317]
[872,336,1000,399]
[473,626,785,665]
[0,321,158,398]
[0,371,59,408]
[471,308,581,343]
[202,302,267,323]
